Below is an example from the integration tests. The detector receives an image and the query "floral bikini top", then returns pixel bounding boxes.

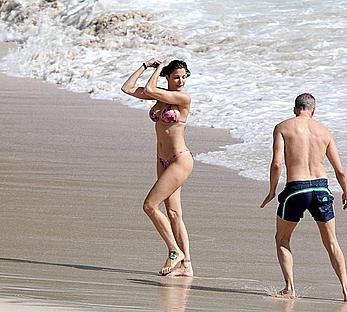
[149,104,186,124]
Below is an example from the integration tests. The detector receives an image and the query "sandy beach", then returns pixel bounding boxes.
[1,41,347,311]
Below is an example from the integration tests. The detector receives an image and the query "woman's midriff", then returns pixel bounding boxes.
[155,122,188,159]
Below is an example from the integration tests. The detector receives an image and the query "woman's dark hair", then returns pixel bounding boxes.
[160,60,191,77]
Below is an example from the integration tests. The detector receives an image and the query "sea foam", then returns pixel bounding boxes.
[0,0,346,191]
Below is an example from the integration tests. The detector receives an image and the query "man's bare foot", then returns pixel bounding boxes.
[343,289,347,302]
[274,288,296,299]
[167,260,193,277]
[160,250,184,276]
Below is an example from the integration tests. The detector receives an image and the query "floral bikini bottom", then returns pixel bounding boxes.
[158,149,193,169]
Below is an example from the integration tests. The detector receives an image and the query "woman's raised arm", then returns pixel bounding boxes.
[121,58,160,100]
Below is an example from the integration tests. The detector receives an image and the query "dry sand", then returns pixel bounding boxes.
[1,42,347,311]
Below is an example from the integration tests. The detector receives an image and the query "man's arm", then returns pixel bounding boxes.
[260,124,284,208]
[326,133,347,209]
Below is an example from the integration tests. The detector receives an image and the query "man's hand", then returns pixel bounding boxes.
[343,193,347,210]
[260,192,276,208]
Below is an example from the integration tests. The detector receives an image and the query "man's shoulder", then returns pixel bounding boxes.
[275,117,295,129]
[276,116,328,127]
[309,118,331,133]
[275,116,332,136]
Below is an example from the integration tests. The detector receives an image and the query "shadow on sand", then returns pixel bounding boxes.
[0,256,158,276]
[129,277,268,297]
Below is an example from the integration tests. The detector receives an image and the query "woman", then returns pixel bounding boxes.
[121,57,194,277]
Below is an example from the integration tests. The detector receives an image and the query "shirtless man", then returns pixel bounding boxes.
[260,93,347,300]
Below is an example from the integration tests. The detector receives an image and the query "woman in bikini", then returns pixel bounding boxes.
[121,57,193,277]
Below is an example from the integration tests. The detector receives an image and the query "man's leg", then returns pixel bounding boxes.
[275,216,299,298]
[316,218,347,301]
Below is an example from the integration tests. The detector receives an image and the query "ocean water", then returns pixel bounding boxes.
[0,0,346,191]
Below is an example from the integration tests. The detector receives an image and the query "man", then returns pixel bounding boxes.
[260,93,347,300]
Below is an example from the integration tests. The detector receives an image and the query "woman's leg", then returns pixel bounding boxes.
[164,187,193,276]
[143,153,193,275]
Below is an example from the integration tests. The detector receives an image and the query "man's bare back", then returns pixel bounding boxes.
[276,115,331,182]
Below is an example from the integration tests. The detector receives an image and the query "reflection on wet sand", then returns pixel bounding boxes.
[280,299,295,312]
[159,277,193,312]
[337,302,347,312]
[276,296,347,312]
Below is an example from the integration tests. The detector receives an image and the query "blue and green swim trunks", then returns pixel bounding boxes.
[277,178,335,222]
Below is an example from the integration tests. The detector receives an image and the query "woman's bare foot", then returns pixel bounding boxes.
[167,260,193,277]
[275,287,296,299]
[160,250,185,276]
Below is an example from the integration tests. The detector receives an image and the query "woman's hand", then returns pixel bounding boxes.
[161,57,173,67]
[145,57,161,68]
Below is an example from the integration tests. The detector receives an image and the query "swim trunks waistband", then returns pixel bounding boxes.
[285,178,328,188]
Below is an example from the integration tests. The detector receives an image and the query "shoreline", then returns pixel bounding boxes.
[1,41,347,311]
[0,41,238,156]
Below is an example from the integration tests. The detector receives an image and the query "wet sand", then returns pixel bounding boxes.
[1,42,347,311]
